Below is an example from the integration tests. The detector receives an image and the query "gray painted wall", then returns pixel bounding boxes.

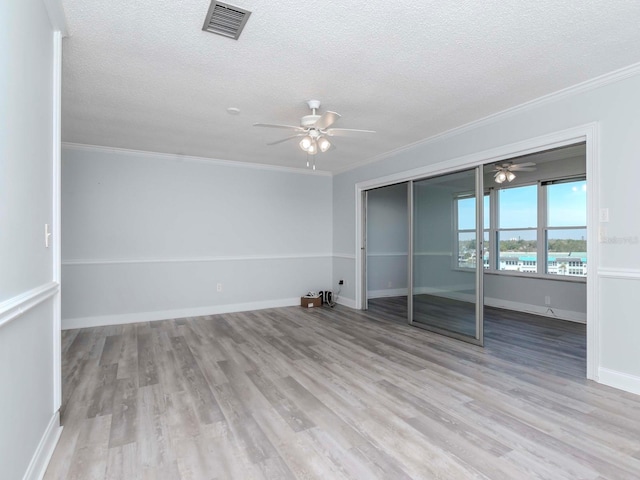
[366,183,408,296]
[62,146,333,326]
[332,71,640,383]
[0,1,59,479]
[1,5,53,301]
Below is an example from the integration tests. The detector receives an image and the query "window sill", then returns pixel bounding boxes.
[452,267,586,283]
[484,270,587,283]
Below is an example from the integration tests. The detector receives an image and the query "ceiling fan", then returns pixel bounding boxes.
[492,161,536,184]
[253,100,375,156]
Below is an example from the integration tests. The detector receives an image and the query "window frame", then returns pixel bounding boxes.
[453,175,586,283]
[453,192,490,271]
[542,177,587,279]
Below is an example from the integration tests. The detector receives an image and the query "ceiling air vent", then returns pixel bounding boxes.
[202,1,251,40]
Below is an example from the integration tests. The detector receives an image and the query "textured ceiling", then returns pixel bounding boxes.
[61,1,640,173]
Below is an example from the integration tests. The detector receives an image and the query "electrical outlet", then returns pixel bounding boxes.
[217,283,223,292]
[338,280,344,285]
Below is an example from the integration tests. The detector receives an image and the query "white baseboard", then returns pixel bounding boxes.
[414,287,586,323]
[367,288,408,299]
[62,290,586,329]
[365,287,585,323]
[484,297,586,323]
[335,296,357,309]
[62,298,300,329]
[23,411,62,480]
[598,368,640,396]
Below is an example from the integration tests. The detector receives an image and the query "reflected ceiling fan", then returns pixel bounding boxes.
[253,100,375,156]
[492,161,536,184]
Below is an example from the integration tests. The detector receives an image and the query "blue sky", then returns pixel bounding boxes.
[458,180,586,240]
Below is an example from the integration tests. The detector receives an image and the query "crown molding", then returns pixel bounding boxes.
[61,142,333,177]
[335,61,640,175]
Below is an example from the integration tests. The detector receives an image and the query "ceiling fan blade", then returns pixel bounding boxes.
[511,167,537,172]
[325,128,376,137]
[266,134,305,146]
[254,123,305,132]
[314,111,341,130]
[514,162,536,168]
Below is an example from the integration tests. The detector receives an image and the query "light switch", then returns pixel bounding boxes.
[45,223,52,248]
[599,208,609,223]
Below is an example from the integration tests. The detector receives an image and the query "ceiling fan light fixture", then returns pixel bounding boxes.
[254,100,376,165]
[307,140,318,155]
[495,171,507,184]
[318,136,331,152]
[299,136,312,151]
[506,171,516,182]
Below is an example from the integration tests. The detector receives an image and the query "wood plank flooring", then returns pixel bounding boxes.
[45,303,640,479]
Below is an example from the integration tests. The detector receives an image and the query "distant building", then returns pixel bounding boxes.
[491,252,587,276]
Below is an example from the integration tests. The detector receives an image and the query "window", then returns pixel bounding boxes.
[454,176,586,280]
[497,185,537,273]
[455,194,489,269]
[545,179,587,277]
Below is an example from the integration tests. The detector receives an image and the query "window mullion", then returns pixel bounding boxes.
[490,188,497,271]
[538,181,546,274]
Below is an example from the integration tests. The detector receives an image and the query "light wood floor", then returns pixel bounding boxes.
[45,303,640,479]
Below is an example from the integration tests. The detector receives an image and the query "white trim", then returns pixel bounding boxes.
[413,287,586,323]
[356,124,595,191]
[62,297,302,329]
[368,288,408,298]
[0,282,59,329]
[366,252,408,257]
[62,253,332,266]
[335,296,357,309]
[338,289,585,323]
[366,287,586,323]
[355,185,364,310]
[335,62,640,175]
[42,0,68,36]
[598,368,640,396]
[597,268,640,280]
[483,269,587,284]
[61,142,332,177]
[21,412,62,480]
[584,123,600,381]
[51,29,63,415]
[414,285,475,296]
[332,253,356,260]
[485,298,585,324]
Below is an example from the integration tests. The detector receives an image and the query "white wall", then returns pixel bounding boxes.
[333,68,640,394]
[62,146,333,327]
[0,0,63,478]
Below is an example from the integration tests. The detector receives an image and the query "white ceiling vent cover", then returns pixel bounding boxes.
[202,1,251,40]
